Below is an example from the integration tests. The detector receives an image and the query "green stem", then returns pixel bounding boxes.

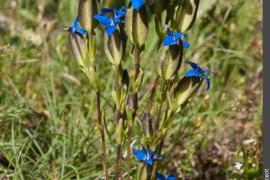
[127,46,141,180]
[88,34,108,180]
[96,91,109,180]
[127,127,132,180]
[114,64,123,180]
[115,144,122,180]
[150,79,168,179]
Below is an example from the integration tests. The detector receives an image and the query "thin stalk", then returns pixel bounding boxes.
[127,127,132,180]
[150,80,168,179]
[151,137,165,179]
[88,34,108,180]
[96,91,109,180]
[114,64,123,180]
[115,144,122,180]
[127,46,141,180]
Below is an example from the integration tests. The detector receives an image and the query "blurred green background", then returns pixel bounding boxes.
[0,0,262,179]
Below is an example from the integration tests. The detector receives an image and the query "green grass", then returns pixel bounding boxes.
[0,0,262,179]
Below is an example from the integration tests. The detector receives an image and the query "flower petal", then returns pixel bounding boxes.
[68,17,87,36]
[182,40,190,49]
[187,61,201,70]
[184,69,201,78]
[105,25,116,36]
[101,8,114,14]
[133,148,146,161]
[115,6,128,18]
[156,173,166,180]
[94,14,109,25]
[174,32,183,40]
[163,36,176,46]
[168,174,176,180]
[76,28,88,35]
[146,158,153,166]
[131,0,145,11]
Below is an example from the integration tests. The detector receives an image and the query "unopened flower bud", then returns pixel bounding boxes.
[173,0,200,32]
[142,112,154,137]
[125,6,148,48]
[78,0,100,32]
[68,32,86,68]
[174,77,203,107]
[115,118,124,145]
[104,29,126,65]
[157,43,183,80]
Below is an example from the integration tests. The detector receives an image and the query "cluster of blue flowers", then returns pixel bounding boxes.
[94,6,128,36]
[132,146,162,166]
[67,0,213,177]
[133,146,175,179]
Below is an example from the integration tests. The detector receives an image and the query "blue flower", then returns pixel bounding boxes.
[184,61,212,90]
[94,6,128,36]
[68,17,88,36]
[133,146,162,166]
[131,0,145,11]
[162,28,190,48]
[156,173,176,180]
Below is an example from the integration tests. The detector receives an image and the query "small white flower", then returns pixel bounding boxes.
[234,162,243,170]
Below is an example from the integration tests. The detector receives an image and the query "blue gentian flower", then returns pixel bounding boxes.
[184,61,212,90]
[68,17,88,36]
[94,6,128,36]
[131,0,145,11]
[133,146,162,166]
[156,173,176,180]
[162,28,190,48]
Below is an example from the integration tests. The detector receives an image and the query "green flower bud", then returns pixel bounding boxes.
[173,0,200,32]
[68,32,86,68]
[142,112,153,137]
[78,0,100,32]
[125,6,148,48]
[115,118,124,145]
[174,77,203,107]
[157,43,183,80]
[104,29,126,65]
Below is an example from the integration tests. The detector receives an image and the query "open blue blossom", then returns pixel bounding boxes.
[156,173,176,180]
[162,28,190,48]
[68,17,88,36]
[133,146,162,166]
[184,61,212,90]
[131,0,145,11]
[94,6,128,36]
